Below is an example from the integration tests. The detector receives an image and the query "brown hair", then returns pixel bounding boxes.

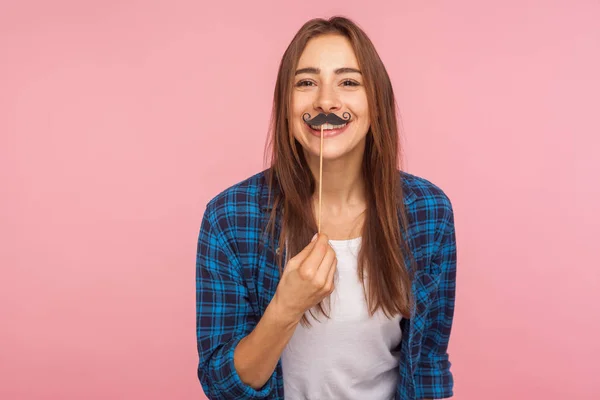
[262,16,415,326]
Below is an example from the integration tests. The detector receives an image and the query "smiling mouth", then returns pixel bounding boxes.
[308,122,348,130]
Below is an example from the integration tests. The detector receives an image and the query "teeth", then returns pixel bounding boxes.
[310,123,347,130]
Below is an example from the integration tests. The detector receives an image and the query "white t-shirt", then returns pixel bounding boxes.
[281,237,403,400]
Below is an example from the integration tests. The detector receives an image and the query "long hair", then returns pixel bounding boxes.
[262,16,415,327]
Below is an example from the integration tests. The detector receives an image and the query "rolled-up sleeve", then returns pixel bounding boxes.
[414,200,457,399]
[196,203,275,399]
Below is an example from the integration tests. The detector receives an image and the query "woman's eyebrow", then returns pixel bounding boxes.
[295,67,362,75]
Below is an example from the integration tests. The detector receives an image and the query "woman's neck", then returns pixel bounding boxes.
[306,141,366,211]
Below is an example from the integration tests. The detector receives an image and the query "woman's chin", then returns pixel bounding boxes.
[305,147,346,161]
[298,136,359,161]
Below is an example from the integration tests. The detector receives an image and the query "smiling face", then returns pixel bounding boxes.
[291,34,370,162]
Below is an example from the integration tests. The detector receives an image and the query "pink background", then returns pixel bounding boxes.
[2,1,599,399]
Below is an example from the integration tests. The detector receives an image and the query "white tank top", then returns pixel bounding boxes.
[281,237,403,400]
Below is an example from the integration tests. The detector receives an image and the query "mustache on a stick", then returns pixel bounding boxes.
[303,111,353,235]
[302,112,352,126]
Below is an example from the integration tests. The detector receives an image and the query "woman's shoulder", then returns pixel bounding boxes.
[400,170,456,275]
[399,171,454,230]
[399,169,454,215]
[203,169,272,226]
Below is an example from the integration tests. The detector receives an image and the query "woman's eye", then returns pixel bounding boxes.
[342,80,359,86]
[296,80,314,87]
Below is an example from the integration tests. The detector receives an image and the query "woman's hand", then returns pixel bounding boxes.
[272,233,337,323]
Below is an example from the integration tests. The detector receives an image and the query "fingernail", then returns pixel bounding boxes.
[311,233,318,242]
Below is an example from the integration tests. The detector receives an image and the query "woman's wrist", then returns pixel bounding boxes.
[268,293,303,329]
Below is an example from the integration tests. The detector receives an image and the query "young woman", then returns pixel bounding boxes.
[196,16,457,400]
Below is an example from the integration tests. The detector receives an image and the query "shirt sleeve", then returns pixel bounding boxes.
[196,203,276,399]
[414,200,457,399]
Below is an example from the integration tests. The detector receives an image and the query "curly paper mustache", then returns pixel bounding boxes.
[302,112,352,126]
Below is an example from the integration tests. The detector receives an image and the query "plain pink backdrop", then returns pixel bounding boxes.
[1,1,599,399]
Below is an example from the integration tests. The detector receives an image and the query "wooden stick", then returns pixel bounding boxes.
[318,125,323,234]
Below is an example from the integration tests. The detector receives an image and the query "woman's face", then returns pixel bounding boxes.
[291,34,370,162]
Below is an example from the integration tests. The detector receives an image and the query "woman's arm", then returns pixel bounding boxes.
[234,297,299,389]
[414,197,457,399]
[196,203,283,400]
[235,233,336,389]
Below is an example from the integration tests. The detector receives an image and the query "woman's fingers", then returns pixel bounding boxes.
[313,245,336,289]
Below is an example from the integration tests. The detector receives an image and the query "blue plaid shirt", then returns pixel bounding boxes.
[196,169,457,399]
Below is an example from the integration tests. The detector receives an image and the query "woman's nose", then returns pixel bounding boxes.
[313,86,341,113]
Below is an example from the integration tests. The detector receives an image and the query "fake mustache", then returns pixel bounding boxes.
[302,112,352,126]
